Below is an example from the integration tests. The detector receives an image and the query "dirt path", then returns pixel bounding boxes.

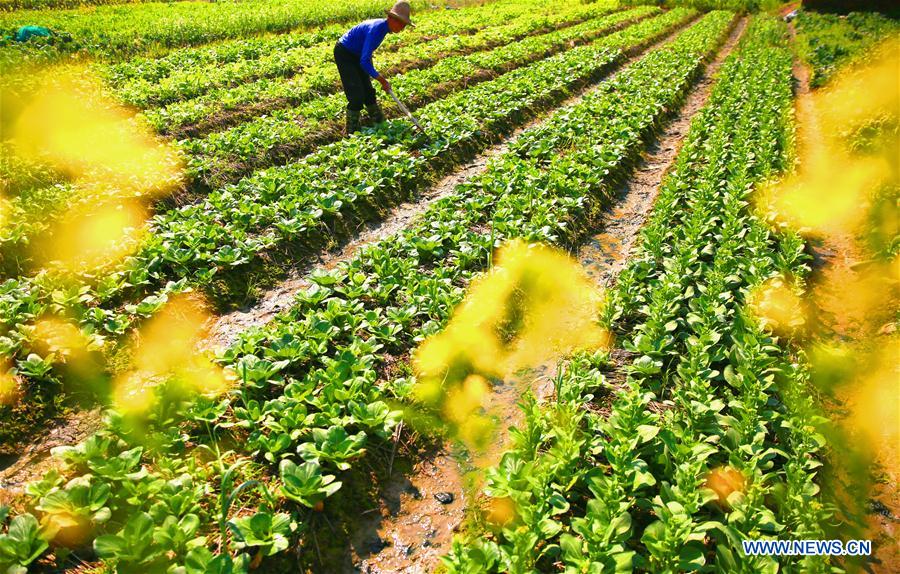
[788,23,900,573]
[334,17,747,574]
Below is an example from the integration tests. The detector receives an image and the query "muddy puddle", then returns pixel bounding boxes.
[347,448,466,574]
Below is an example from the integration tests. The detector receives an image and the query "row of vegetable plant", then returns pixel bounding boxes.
[0,0,438,72]
[0,11,734,573]
[0,0,158,11]
[0,143,66,198]
[0,0,581,274]
[794,10,900,88]
[0,9,695,449]
[114,0,598,109]
[100,0,560,88]
[143,1,627,137]
[184,6,668,187]
[443,16,834,573]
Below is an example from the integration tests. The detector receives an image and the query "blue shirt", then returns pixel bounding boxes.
[338,18,389,78]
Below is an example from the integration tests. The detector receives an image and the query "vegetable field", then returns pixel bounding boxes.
[0,0,897,572]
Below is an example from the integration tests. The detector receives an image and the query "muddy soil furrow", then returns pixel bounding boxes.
[338,17,747,574]
[205,13,703,353]
[0,408,103,498]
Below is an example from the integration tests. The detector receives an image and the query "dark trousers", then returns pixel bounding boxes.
[334,43,377,112]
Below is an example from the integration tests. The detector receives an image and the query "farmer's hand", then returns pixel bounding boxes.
[377,76,391,92]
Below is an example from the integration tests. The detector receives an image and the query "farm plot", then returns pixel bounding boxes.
[1,0,622,275]
[0,9,744,572]
[0,8,697,450]
[108,0,580,110]
[0,0,438,69]
[1,1,897,573]
[180,6,664,185]
[148,6,637,140]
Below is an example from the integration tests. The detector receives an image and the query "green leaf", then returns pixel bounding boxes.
[636,424,659,443]
[640,520,665,546]
[0,514,48,566]
[93,534,128,559]
[229,511,293,556]
[279,459,342,508]
[677,542,706,571]
[609,512,632,539]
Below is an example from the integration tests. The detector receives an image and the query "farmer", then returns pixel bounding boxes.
[334,1,414,134]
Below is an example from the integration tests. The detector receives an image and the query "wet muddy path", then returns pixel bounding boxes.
[0,408,102,505]
[329,18,747,574]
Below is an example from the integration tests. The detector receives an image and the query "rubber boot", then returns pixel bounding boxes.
[346,108,362,135]
[366,103,386,124]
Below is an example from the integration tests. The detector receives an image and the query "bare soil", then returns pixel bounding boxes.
[0,407,103,506]
[346,448,467,574]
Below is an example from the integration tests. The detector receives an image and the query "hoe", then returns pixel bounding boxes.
[387,89,431,142]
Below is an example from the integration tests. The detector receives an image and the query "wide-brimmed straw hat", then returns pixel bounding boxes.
[386,1,414,26]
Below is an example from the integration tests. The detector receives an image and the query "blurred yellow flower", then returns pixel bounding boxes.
[705,466,747,508]
[112,293,232,415]
[31,317,93,358]
[747,277,805,336]
[0,362,20,406]
[758,39,898,238]
[10,67,183,194]
[412,240,606,451]
[485,496,517,527]
[42,199,147,273]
